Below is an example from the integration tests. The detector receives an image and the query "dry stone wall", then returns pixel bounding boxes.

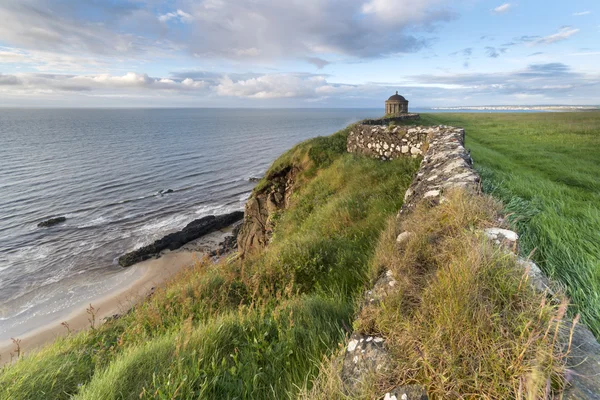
[347,125,429,160]
[340,124,600,399]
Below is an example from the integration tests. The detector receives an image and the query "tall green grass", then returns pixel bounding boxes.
[0,129,418,399]
[418,112,600,337]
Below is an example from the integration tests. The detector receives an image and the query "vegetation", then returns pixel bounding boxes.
[413,112,600,338]
[2,112,595,398]
[0,127,418,399]
[305,190,569,398]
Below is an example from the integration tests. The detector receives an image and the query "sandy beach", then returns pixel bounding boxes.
[0,227,235,367]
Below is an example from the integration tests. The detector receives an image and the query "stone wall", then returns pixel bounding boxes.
[340,124,600,399]
[347,125,429,160]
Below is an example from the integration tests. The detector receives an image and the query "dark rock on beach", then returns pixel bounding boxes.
[37,216,67,227]
[118,211,244,267]
[248,177,262,182]
[210,222,242,257]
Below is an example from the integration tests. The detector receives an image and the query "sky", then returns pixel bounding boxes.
[0,0,599,108]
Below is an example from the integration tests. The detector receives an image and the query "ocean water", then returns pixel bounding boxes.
[0,108,383,342]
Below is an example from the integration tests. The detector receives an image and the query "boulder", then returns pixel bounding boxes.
[118,211,244,267]
[37,216,67,228]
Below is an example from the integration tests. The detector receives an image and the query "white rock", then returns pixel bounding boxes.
[383,143,389,150]
[396,231,412,244]
[442,159,468,174]
[353,355,359,363]
[347,339,358,352]
[426,175,438,182]
[410,147,422,155]
[384,394,398,400]
[367,143,372,149]
[484,228,519,242]
[374,337,384,343]
[423,190,440,198]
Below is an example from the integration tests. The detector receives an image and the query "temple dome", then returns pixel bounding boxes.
[387,91,406,102]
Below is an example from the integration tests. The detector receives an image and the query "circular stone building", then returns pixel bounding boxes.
[385,91,409,115]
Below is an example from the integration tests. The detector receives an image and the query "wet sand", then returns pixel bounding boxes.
[0,227,234,367]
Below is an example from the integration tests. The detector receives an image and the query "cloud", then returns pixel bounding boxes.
[407,63,599,98]
[492,3,511,14]
[306,57,330,69]
[216,74,334,99]
[528,52,545,57]
[2,64,600,107]
[485,46,507,58]
[0,1,160,58]
[530,27,580,45]
[178,0,458,59]
[450,48,472,57]
[0,73,22,85]
[159,9,194,23]
[0,72,208,93]
[0,0,463,64]
[573,11,591,16]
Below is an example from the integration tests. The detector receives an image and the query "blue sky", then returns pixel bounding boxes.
[0,0,598,107]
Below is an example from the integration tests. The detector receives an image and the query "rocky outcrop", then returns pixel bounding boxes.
[37,216,66,227]
[237,166,298,257]
[118,211,244,267]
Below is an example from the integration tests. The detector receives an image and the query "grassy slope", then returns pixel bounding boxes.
[418,112,600,337]
[0,128,418,400]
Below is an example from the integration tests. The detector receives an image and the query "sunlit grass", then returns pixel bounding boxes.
[0,128,418,399]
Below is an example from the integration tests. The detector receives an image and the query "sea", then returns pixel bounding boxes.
[0,108,388,343]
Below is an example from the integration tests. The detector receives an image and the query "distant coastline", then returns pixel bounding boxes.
[431,105,600,111]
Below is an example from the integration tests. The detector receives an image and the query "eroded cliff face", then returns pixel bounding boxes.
[237,165,299,256]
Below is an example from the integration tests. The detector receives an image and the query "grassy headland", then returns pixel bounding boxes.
[0,127,419,399]
[415,112,600,338]
[1,112,596,398]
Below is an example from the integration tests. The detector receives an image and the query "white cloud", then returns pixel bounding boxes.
[530,27,580,46]
[361,0,450,24]
[492,3,511,14]
[0,72,208,93]
[158,9,194,23]
[216,74,328,99]
[573,11,591,16]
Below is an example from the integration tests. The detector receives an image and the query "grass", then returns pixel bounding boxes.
[0,127,419,399]
[305,190,570,399]
[408,112,600,338]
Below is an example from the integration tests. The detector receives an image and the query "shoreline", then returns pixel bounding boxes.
[0,227,236,367]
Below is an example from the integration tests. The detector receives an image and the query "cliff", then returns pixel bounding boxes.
[237,165,299,256]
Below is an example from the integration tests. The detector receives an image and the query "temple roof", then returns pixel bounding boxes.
[387,91,407,102]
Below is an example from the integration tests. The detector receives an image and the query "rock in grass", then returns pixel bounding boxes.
[384,385,428,400]
[118,211,244,267]
[37,216,67,227]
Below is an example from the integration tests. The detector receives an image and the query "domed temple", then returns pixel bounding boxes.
[385,91,409,115]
